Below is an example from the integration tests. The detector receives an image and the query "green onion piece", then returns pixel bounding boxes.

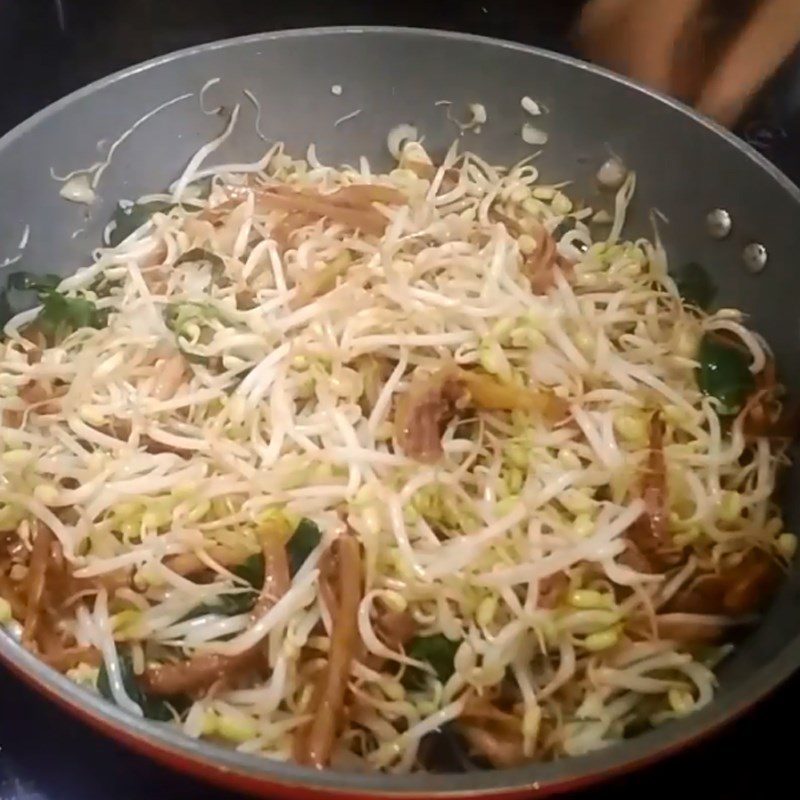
[37,293,107,337]
[232,552,265,588]
[403,634,459,688]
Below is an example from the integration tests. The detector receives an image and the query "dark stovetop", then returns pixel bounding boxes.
[1,2,799,799]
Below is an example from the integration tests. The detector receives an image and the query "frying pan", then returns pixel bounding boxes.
[1,25,799,800]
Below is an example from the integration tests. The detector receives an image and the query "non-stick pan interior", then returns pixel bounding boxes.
[1,27,799,796]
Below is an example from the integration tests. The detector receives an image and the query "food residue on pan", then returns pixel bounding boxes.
[435,100,488,133]
[334,109,362,128]
[49,91,195,208]
[521,95,543,116]
[59,174,96,205]
[522,122,549,145]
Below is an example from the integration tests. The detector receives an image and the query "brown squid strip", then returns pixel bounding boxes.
[639,412,669,546]
[2,526,131,667]
[253,188,389,236]
[21,522,54,648]
[208,183,405,247]
[294,534,362,769]
[40,645,103,672]
[271,210,316,251]
[252,540,291,619]
[666,550,782,617]
[738,359,799,442]
[394,366,467,464]
[523,223,573,295]
[323,184,406,208]
[140,650,259,697]
[142,539,291,697]
[490,207,573,294]
[624,412,680,572]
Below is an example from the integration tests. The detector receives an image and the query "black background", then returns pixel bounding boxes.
[0,1,798,798]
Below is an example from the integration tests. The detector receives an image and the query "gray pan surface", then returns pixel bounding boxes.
[0,26,799,798]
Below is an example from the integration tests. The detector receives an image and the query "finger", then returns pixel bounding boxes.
[622,0,706,92]
[576,0,633,33]
[577,0,706,94]
[575,0,639,73]
[697,0,800,126]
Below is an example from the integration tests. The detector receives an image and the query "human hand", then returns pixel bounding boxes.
[576,0,800,127]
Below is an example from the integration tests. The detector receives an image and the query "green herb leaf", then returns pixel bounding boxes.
[179,553,265,622]
[232,552,265,588]
[287,518,322,576]
[97,648,186,720]
[675,262,716,310]
[2,273,64,330]
[403,634,459,689]
[4,269,107,340]
[696,334,755,414]
[107,200,175,248]
[37,293,107,337]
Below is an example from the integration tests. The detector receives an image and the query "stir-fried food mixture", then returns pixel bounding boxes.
[0,137,795,772]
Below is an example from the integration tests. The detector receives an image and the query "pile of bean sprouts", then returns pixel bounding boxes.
[0,129,792,772]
